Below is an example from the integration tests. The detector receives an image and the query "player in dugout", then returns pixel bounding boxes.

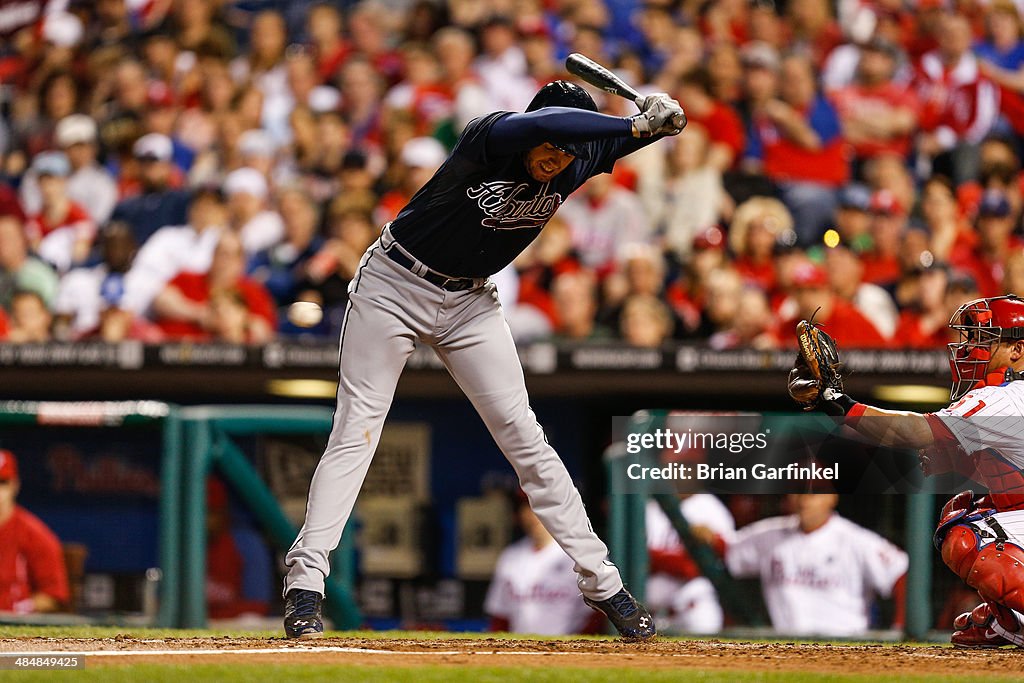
[726,493,908,637]
[645,493,735,634]
[0,449,70,615]
[788,294,1024,647]
[282,80,686,641]
[485,490,602,635]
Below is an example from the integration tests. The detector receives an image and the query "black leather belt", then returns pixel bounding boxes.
[384,245,482,292]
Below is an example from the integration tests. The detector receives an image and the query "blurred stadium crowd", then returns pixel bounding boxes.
[1,0,1023,348]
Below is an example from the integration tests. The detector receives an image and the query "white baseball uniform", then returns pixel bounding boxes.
[930,380,1024,643]
[484,537,594,635]
[726,514,908,636]
[933,381,1024,471]
[645,495,735,633]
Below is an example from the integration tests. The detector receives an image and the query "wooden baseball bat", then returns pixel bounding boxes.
[565,53,686,130]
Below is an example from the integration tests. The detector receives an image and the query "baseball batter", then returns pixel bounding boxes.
[788,294,1024,647]
[282,81,686,640]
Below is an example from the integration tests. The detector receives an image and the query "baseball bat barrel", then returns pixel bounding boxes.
[566,52,643,104]
[565,53,686,130]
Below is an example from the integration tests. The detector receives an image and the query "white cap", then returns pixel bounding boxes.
[400,137,447,169]
[133,133,173,162]
[238,129,276,159]
[43,12,83,48]
[55,115,98,147]
[223,167,268,199]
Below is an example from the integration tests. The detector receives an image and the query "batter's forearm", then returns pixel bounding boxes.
[847,405,935,449]
[487,108,632,154]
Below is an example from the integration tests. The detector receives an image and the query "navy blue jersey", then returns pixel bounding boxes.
[389,109,655,278]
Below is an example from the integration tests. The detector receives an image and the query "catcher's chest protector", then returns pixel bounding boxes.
[973,450,1024,512]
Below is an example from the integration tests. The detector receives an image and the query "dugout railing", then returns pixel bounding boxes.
[607,409,937,640]
[177,405,360,629]
[0,401,362,629]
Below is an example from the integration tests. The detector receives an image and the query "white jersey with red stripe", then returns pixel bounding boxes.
[726,514,908,636]
[932,380,1024,511]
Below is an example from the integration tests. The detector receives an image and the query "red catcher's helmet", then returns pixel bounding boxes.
[948,294,1024,400]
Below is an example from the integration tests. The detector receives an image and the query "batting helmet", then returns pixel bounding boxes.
[526,80,597,159]
[948,294,1024,400]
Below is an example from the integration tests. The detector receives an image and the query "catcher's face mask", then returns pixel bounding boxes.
[948,296,1024,401]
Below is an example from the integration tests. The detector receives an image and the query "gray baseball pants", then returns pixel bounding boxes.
[283,227,623,602]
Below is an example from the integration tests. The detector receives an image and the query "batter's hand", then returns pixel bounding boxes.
[631,93,686,137]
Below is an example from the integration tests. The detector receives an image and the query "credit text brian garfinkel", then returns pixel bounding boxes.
[627,462,840,481]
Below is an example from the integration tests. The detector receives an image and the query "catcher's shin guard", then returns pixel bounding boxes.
[940,525,982,583]
[940,523,1024,613]
[970,542,1024,612]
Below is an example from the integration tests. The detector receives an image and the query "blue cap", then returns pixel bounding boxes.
[978,189,1012,218]
[32,151,71,177]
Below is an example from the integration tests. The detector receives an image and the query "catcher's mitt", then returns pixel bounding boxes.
[787,317,845,411]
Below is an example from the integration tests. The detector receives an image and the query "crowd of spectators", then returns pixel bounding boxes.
[2,0,1024,349]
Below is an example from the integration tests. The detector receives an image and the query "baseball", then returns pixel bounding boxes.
[288,301,323,328]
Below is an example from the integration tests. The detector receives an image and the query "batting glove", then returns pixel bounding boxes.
[639,93,676,113]
[631,93,687,137]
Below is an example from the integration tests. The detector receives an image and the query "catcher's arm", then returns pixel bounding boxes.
[846,405,935,450]
[788,319,935,450]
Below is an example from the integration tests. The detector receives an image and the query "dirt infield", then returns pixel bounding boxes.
[2,636,1023,677]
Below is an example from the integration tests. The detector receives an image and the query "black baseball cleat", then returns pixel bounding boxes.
[284,588,324,639]
[583,587,656,640]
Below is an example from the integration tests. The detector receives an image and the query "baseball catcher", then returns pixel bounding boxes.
[788,294,1024,647]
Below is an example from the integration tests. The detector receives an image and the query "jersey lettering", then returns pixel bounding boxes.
[466,181,562,230]
[390,110,639,276]
[963,400,987,418]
